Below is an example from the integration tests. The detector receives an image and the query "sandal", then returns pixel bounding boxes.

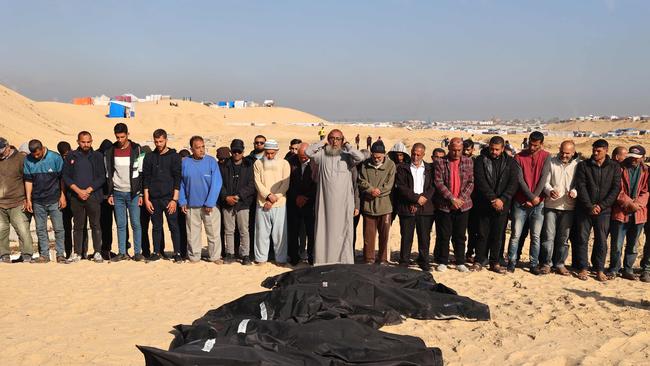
[577,269,589,281]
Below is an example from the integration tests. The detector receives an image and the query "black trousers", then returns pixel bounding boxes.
[71,195,102,256]
[140,205,152,256]
[178,210,188,257]
[434,210,469,265]
[399,214,434,265]
[151,198,181,254]
[100,199,113,255]
[466,208,479,258]
[575,209,610,272]
[63,203,87,258]
[288,207,315,265]
[475,208,508,266]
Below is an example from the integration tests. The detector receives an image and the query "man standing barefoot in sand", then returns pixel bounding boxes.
[307,129,365,265]
[62,131,106,263]
[472,136,519,273]
[179,136,223,263]
[574,139,621,281]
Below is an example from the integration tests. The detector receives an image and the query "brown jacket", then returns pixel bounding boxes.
[0,149,26,209]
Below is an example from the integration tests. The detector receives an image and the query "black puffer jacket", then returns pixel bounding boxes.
[574,155,621,212]
[219,157,256,211]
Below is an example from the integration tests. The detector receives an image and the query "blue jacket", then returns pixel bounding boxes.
[62,148,106,201]
[24,149,64,204]
[179,155,222,208]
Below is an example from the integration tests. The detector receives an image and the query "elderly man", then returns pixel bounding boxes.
[0,137,34,263]
[307,129,365,265]
[396,143,435,271]
[253,139,290,265]
[179,136,223,263]
[433,138,474,273]
[287,143,316,265]
[612,146,628,164]
[538,140,579,276]
[608,145,648,281]
[359,140,396,265]
[24,139,67,263]
[574,139,621,281]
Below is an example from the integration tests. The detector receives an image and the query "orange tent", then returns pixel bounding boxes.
[72,97,93,105]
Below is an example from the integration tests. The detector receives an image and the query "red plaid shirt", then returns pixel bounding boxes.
[433,155,474,212]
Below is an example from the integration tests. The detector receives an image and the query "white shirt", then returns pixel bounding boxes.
[301,159,310,175]
[410,162,425,194]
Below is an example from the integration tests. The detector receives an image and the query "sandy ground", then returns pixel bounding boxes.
[1,84,650,365]
[1,226,649,366]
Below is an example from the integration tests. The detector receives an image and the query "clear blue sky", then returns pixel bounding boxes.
[1,0,648,121]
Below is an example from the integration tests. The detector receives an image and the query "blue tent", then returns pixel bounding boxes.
[217,101,227,107]
[108,102,127,118]
[228,101,235,108]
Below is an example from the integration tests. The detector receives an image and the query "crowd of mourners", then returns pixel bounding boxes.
[1,123,649,283]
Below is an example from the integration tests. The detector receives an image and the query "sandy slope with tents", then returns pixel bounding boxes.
[1,84,650,365]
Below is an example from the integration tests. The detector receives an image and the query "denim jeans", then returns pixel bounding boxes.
[507,202,544,268]
[540,208,574,268]
[0,205,33,257]
[113,191,142,255]
[609,218,643,274]
[33,202,65,258]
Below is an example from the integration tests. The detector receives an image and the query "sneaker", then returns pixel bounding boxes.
[489,263,506,274]
[457,264,470,273]
[621,271,637,281]
[241,256,252,266]
[34,256,50,263]
[640,272,650,283]
[133,254,145,262]
[540,265,551,275]
[471,263,483,272]
[160,252,171,260]
[507,263,516,273]
[110,254,128,262]
[224,253,235,264]
[173,254,183,263]
[67,253,81,263]
[419,262,432,272]
[1,255,11,263]
[56,256,67,264]
[148,253,161,262]
[530,266,541,276]
[436,264,448,272]
[21,254,33,263]
[605,271,617,280]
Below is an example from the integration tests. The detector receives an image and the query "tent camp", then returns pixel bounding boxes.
[72,97,92,105]
[108,101,134,118]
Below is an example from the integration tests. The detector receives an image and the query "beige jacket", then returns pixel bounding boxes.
[541,155,579,210]
[253,157,291,207]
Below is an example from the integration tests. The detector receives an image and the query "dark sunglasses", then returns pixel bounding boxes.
[232,150,243,154]
[254,141,265,145]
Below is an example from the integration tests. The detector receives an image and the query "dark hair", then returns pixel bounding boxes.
[77,131,91,140]
[179,149,191,158]
[592,139,609,149]
[433,148,445,155]
[489,136,505,146]
[113,123,128,134]
[290,138,302,146]
[153,129,167,139]
[529,131,545,143]
[98,139,113,153]
[463,139,474,149]
[189,135,203,147]
[254,135,266,141]
[56,141,72,155]
[612,146,626,157]
[142,145,152,154]
[28,139,43,153]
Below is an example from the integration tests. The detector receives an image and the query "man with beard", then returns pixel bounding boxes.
[179,136,223,263]
[473,136,519,273]
[286,143,316,265]
[248,135,266,162]
[608,145,648,280]
[62,131,106,263]
[574,139,621,281]
[253,140,290,265]
[143,129,183,262]
[307,129,365,265]
[359,140,396,265]
[433,138,474,273]
[537,140,579,276]
[219,139,256,265]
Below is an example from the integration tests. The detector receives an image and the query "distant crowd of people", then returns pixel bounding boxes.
[1,126,649,283]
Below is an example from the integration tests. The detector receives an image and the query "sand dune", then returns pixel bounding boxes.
[1,84,650,365]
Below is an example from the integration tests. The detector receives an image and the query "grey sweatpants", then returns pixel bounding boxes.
[222,207,250,257]
[186,207,222,262]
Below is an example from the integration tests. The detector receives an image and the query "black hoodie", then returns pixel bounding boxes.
[142,148,182,200]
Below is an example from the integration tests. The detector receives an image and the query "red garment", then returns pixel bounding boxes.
[449,159,461,198]
[514,149,550,204]
[114,145,131,158]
